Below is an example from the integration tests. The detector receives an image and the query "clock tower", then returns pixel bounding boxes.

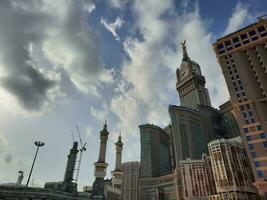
[176,40,211,109]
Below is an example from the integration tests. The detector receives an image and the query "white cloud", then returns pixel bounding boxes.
[105,0,231,162]
[101,17,124,41]
[90,103,109,122]
[224,2,252,35]
[83,1,95,13]
[0,0,113,112]
[109,0,126,9]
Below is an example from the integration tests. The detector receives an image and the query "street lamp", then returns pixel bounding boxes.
[26,141,45,188]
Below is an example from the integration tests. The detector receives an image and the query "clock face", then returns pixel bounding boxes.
[180,64,190,79]
[192,65,201,75]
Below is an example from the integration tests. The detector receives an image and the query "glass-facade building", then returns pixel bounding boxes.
[169,106,206,163]
[139,124,172,178]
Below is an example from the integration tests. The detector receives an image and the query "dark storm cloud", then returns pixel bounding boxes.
[0,0,106,110]
[0,0,56,110]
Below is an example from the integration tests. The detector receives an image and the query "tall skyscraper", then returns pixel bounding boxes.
[176,40,211,109]
[139,124,172,178]
[213,18,267,198]
[169,41,224,163]
[219,100,241,138]
[169,105,207,162]
[121,161,139,200]
[208,137,258,200]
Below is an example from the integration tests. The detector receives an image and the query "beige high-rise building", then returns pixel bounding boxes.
[121,161,139,200]
[208,137,258,200]
[213,18,267,198]
[179,154,215,200]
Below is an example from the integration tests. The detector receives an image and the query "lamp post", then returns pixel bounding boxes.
[26,141,45,188]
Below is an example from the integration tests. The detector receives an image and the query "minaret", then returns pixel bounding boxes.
[111,133,124,190]
[63,141,79,193]
[91,121,109,200]
[16,171,24,185]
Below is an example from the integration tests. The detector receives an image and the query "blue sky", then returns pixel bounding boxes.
[0,0,266,190]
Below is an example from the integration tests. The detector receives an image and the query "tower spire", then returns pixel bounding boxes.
[103,120,107,131]
[181,40,190,61]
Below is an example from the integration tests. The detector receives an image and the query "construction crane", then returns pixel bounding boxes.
[73,125,86,183]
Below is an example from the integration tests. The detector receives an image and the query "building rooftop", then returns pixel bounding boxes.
[214,18,266,43]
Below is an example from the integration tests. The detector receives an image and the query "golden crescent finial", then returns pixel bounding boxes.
[181,40,186,47]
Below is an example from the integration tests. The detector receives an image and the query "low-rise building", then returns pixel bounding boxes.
[208,137,258,200]
[179,154,215,200]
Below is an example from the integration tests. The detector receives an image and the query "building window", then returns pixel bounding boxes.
[246,104,250,109]
[255,161,260,167]
[256,125,262,131]
[233,37,239,43]
[244,128,249,133]
[246,135,252,141]
[257,170,264,177]
[258,26,265,33]
[218,44,224,49]
[249,30,257,36]
[241,34,248,39]
[225,40,231,46]
[237,93,240,98]
[245,120,249,124]
[249,111,253,116]
[260,133,266,139]
[251,152,257,158]
[243,112,247,118]
[263,141,267,148]
[249,144,254,149]
[219,50,225,54]
[251,118,255,123]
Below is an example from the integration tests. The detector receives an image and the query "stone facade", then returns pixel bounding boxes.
[213,18,267,198]
[179,155,215,200]
[208,137,258,200]
[121,161,139,200]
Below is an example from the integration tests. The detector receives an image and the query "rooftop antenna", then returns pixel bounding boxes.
[71,130,74,143]
[73,125,86,183]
